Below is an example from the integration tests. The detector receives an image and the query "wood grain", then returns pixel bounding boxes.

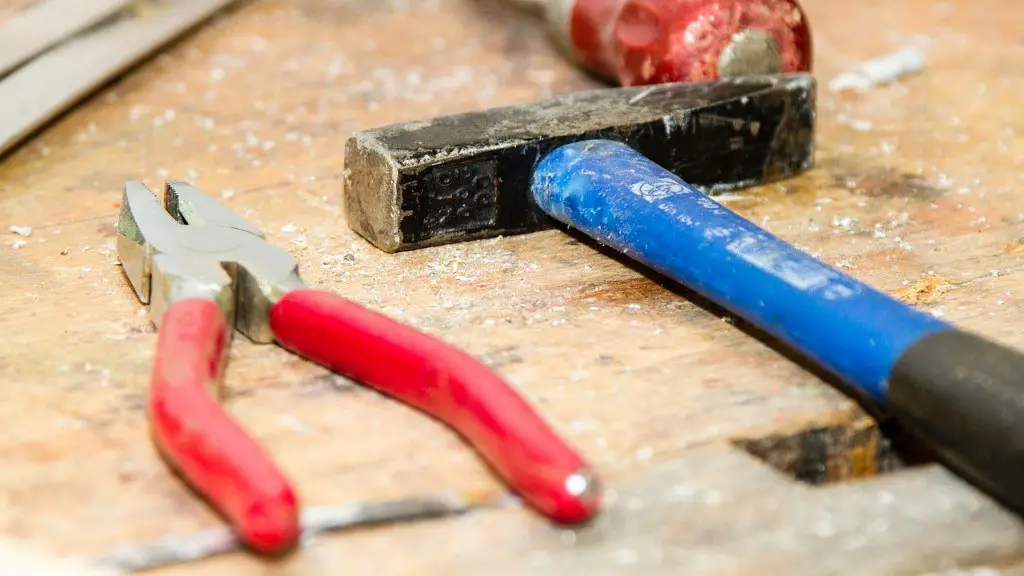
[2,0,1024,573]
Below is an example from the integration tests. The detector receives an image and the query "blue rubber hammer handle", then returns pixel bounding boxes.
[532,139,1024,513]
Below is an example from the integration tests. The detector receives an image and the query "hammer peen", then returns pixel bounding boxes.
[344,73,1024,519]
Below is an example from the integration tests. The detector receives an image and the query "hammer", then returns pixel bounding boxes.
[343,73,1024,518]
[497,0,813,86]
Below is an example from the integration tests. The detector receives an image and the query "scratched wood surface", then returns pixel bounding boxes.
[3,0,1024,574]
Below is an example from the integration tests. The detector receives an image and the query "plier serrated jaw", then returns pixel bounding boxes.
[115,181,602,555]
[116,179,303,343]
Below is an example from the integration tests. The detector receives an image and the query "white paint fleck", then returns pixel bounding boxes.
[832,216,857,228]
[613,548,639,565]
[712,193,749,203]
[828,47,926,92]
[702,490,723,506]
[277,414,309,434]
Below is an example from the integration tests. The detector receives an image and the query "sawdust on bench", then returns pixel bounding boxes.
[890,276,955,306]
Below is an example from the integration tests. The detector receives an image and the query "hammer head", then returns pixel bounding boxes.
[343,72,815,253]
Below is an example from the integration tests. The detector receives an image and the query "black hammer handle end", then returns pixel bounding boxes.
[889,329,1024,513]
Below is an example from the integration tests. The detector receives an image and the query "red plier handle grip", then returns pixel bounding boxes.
[150,290,599,554]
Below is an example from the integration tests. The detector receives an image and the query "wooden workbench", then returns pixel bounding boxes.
[3,0,1024,573]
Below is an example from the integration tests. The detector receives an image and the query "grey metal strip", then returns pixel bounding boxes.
[0,0,135,77]
[0,0,239,158]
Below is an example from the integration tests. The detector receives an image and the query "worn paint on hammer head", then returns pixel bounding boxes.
[343,73,815,253]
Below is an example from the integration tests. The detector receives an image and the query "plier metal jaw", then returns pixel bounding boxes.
[118,180,303,343]
[115,181,601,555]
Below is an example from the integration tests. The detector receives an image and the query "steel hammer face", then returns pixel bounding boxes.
[343,72,815,253]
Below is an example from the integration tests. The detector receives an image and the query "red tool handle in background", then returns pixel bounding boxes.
[564,0,812,85]
[270,290,601,524]
[148,299,301,555]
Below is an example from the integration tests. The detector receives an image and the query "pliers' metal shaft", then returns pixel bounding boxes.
[97,493,490,572]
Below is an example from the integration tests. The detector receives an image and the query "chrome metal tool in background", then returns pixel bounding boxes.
[0,0,240,158]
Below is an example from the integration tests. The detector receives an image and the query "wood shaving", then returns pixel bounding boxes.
[1003,239,1024,254]
[890,276,955,306]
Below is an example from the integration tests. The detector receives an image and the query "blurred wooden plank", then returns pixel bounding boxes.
[0,0,133,77]
[0,0,238,157]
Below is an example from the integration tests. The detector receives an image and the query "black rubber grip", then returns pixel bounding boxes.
[889,329,1024,513]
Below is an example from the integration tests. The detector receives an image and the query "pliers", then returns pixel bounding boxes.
[114,181,601,554]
